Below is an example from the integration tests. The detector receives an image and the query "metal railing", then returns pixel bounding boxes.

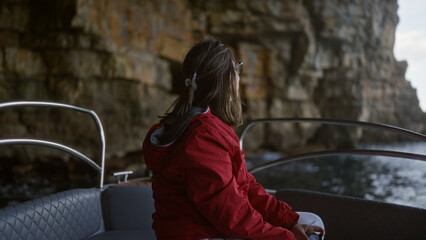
[239,118,426,174]
[248,149,426,174]
[0,101,106,188]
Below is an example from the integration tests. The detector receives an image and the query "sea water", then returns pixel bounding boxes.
[246,142,426,209]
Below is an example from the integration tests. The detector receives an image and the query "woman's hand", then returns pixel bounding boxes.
[290,224,325,240]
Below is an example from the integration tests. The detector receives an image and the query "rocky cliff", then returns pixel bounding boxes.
[0,0,425,191]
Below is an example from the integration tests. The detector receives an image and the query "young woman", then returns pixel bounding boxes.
[143,38,325,240]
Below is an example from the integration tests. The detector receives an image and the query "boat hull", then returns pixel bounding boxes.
[276,188,426,240]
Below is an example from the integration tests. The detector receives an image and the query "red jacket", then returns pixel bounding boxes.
[143,108,299,240]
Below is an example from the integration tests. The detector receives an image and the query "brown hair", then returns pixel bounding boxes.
[160,38,242,127]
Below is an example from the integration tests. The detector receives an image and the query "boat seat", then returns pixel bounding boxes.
[87,230,155,240]
[0,186,156,240]
[89,186,156,240]
[0,188,104,240]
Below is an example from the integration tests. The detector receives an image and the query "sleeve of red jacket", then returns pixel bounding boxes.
[184,127,296,240]
[246,173,299,228]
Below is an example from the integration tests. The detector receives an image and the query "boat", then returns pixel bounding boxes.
[0,101,425,240]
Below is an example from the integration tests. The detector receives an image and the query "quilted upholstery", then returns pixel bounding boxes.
[0,188,103,240]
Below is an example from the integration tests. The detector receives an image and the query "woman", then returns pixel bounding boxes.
[143,38,325,240]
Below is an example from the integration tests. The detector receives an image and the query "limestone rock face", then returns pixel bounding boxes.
[0,0,424,185]
[189,0,425,149]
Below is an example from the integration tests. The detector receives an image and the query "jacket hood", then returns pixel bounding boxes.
[143,107,209,171]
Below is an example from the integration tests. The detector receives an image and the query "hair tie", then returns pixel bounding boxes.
[185,72,197,106]
[185,72,197,91]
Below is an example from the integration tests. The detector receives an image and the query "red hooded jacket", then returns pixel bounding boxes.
[143,108,299,240]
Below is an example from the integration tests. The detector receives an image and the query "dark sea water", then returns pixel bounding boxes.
[1,142,424,210]
[246,142,426,209]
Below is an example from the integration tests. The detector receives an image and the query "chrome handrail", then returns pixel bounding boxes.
[239,118,426,150]
[248,149,426,174]
[0,139,102,172]
[0,101,106,188]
